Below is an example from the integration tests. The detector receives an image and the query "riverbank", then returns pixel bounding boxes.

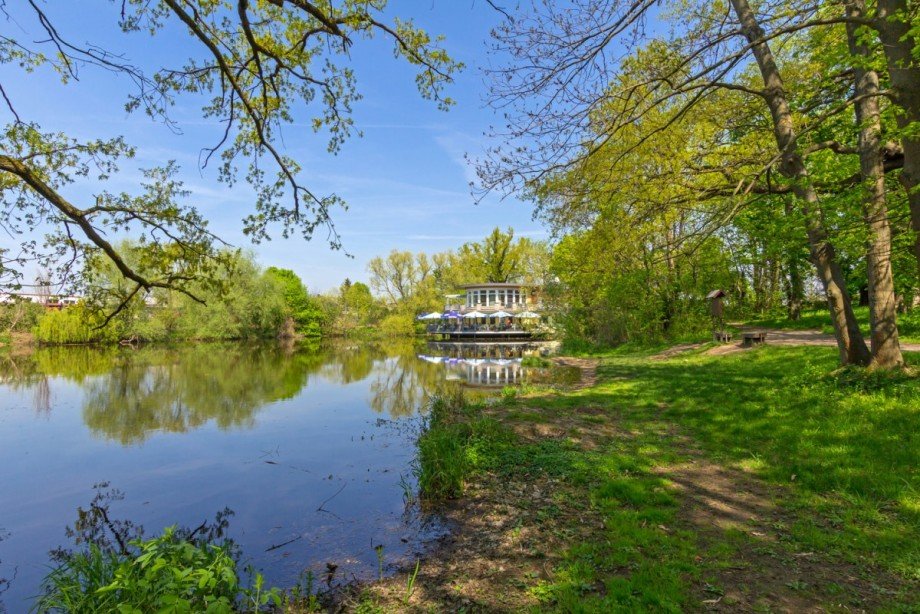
[344,343,920,611]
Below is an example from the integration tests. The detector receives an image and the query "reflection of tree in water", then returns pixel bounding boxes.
[367,344,449,418]
[0,353,56,416]
[317,343,381,384]
[80,345,329,444]
[0,339,448,439]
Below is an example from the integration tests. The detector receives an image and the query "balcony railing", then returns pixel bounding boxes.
[444,302,542,312]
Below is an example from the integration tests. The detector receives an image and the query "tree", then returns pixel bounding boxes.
[264,267,324,335]
[367,250,432,305]
[873,0,920,296]
[0,1,460,303]
[480,0,914,366]
[844,0,903,366]
[456,227,550,284]
[338,280,377,331]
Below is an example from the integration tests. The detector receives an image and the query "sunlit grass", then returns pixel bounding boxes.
[422,344,920,610]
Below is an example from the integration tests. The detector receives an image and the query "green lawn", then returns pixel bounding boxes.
[417,345,920,611]
[747,305,920,344]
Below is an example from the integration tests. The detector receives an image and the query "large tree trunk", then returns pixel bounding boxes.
[730,0,871,365]
[847,0,904,367]
[875,0,920,301]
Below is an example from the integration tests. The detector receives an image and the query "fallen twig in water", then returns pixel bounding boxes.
[316,482,347,513]
[265,535,303,552]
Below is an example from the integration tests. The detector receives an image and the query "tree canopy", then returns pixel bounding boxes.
[481,0,920,367]
[0,0,461,308]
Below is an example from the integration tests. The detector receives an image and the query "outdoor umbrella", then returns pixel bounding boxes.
[492,310,513,318]
[442,310,461,318]
[418,312,442,320]
[463,310,487,318]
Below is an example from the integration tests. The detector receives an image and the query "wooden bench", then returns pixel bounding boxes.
[742,331,767,347]
[713,330,733,342]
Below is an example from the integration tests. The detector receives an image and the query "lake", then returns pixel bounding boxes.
[0,339,549,610]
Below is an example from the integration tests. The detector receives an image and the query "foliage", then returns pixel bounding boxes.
[0,1,460,296]
[33,304,125,344]
[264,267,325,336]
[35,527,280,613]
[34,250,292,344]
[0,299,44,333]
[378,313,418,337]
[415,390,511,502]
[480,0,920,366]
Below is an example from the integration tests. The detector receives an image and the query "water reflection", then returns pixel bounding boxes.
[0,339,458,610]
[0,341,451,443]
[419,342,556,388]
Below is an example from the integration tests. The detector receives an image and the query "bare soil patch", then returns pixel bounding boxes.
[549,356,599,389]
[341,465,606,612]
[650,342,705,360]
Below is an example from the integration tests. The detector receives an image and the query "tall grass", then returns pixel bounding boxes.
[415,389,509,503]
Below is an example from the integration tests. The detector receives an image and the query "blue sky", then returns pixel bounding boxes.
[1,1,546,292]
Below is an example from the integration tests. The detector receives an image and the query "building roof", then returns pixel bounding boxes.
[459,282,526,289]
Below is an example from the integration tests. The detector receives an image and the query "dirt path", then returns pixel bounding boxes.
[550,356,599,389]
[707,327,920,356]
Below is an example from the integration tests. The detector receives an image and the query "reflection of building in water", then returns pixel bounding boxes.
[455,359,523,387]
[419,355,524,388]
[425,341,552,360]
[419,342,554,388]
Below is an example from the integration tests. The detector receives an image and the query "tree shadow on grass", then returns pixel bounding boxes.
[569,347,920,581]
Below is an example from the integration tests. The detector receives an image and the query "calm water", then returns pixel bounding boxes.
[0,340,549,610]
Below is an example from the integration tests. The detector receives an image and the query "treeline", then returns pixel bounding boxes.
[312,226,551,337]
[25,247,324,344]
[482,0,920,368]
[17,228,551,344]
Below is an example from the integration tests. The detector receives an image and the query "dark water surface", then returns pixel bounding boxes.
[0,340,550,610]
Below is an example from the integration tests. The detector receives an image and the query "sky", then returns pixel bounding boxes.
[0,1,546,292]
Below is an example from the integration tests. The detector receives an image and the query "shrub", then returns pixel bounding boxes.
[416,390,510,503]
[378,313,417,337]
[33,305,124,345]
[35,527,280,613]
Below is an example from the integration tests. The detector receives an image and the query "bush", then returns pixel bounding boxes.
[33,305,124,344]
[416,390,510,503]
[0,300,44,333]
[35,527,280,613]
[378,313,417,337]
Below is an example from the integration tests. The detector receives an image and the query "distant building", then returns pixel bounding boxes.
[450,282,541,313]
[0,292,80,309]
[427,282,544,340]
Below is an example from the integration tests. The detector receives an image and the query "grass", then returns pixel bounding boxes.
[413,344,920,611]
[747,305,920,344]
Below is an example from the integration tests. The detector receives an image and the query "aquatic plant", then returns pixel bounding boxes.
[35,527,281,613]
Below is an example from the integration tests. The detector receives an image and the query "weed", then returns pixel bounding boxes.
[404,559,421,606]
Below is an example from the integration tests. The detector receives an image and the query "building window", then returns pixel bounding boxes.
[488,290,495,305]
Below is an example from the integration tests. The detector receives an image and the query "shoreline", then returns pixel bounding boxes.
[336,344,919,611]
